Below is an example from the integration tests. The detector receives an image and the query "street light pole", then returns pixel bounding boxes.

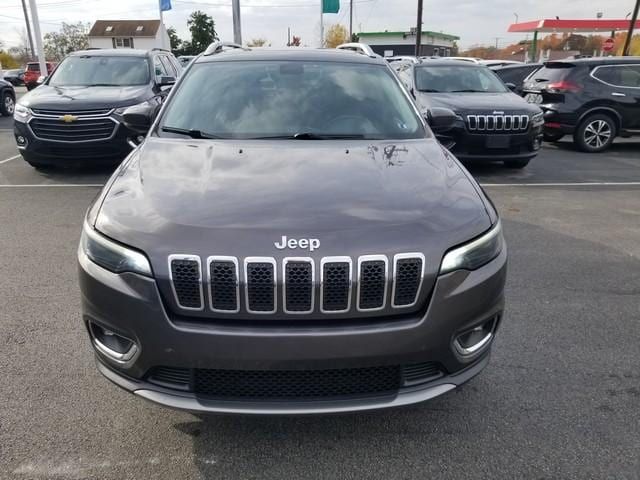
[20,0,36,58]
[415,0,423,56]
[349,0,353,39]
[623,0,639,56]
[232,0,242,45]
[27,0,47,78]
[513,13,519,24]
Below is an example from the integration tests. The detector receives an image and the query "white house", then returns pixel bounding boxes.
[88,20,170,50]
[358,29,459,57]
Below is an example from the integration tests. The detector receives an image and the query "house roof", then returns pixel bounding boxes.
[89,20,161,38]
[358,30,460,41]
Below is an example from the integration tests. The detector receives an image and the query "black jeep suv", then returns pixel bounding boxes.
[13,48,181,169]
[395,60,544,168]
[522,57,640,152]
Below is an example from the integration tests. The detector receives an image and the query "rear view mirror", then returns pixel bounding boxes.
[37,75,46,85]
[426,107,459,133]
[122,102,158,134]
[505,82,517,91]
[158,76,176,87]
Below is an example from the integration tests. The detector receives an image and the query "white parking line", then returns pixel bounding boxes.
[0,154,20,164]
[482,182,640,187]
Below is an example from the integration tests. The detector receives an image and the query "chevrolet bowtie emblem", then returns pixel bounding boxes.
[60,114,78,123]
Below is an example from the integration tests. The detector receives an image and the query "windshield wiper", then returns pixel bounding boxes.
[418,89,440,93]
[450,89,486,93]
[161,126,221,139]
[245,133,370,140]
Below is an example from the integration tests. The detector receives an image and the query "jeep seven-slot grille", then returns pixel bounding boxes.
[170,258,203,310]
[466,114,529,132]
[168,254,425,315]
[147,362,444,399]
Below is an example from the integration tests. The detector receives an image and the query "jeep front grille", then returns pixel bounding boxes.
[167,253,425,316]
[466,114,529,132]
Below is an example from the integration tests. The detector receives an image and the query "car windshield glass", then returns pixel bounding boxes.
[160,61,425,140]
[528,65,574,83]
[415,65,508,93]
[48,56,150,86]
[27,64,39,71]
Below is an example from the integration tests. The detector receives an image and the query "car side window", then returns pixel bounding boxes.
[153,56,168,78]
[592,65,640,88]
[619,65,640,88]
[159,55,177,77]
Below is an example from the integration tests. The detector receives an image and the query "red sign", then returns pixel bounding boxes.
[603,38,615,51]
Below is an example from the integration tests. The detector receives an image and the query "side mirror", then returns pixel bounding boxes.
[505,82,517,91]
[158,76,176,87]
[37,75,46,85]
[122,102,157,134]
[426,107,459,133]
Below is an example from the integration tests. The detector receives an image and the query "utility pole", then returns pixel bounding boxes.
[27,0,47,78]
[349,0,353,39]
[320,0,324,47]
[494,37,501,49]
[232,0,242,45]
[623,0,639,56]
[20,0,35,59]
[287,27,291,46]
[415,0,423,56]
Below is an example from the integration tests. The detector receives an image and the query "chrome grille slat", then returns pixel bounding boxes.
[169,255,204,311]
[466,114,529,132]
[244,257,277,314]
[320,257,352,313]
[208,256,240,313]
[31,107,112,116]
[357,255,389,312]
[392,253,425,308]
[283,258,314,314]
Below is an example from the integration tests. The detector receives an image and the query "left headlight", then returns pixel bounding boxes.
[14,104,31,122]
[531,112,544,127]
[113,100,150,117]
[440,221,504,275]
[80,222,153,277]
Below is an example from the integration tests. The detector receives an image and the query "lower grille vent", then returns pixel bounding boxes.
[148,367,192,391]
[402,362,443,386]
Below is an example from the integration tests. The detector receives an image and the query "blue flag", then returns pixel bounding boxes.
[160,0,172,11]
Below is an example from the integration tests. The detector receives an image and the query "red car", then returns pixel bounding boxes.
[24,61,56,90]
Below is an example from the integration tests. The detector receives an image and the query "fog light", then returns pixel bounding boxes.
[16,135,27,147]
[89,322,138,363]
[454,317,497,356]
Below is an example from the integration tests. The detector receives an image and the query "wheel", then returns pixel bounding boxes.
[0,92,15,116]
[574,114,616,153]
[503,158,531,169]
[543,131,564,142]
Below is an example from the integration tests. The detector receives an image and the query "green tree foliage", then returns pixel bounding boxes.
[187,11,218,54]
[167,26,182,53]
[44,22,89,61]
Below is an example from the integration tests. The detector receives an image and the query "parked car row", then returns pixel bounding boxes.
[0,79,16,116]
[3,69,25,87]
[13,48,182,169]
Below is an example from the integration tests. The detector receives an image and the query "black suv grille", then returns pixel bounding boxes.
[321,261,351,312]
[393,257,423,307]
[30,117,116,142]
[209,259,239,312]
[147,362,443,400]
[246,261,275,313]
[284,260,313,312]
[170,258,203,309]
[358,259,387,310]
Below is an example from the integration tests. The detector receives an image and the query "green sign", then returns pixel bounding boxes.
[322,0,339,13]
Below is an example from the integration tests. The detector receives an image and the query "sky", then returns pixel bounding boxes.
[0,0,636,51]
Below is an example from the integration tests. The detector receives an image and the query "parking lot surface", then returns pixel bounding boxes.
[1,112,639,478]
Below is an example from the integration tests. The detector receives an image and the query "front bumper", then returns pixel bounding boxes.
[14,119,134,167]
[445,127,543,162]
[79,246,507,414]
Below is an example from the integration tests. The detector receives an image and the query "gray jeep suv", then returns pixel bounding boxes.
[78,47,507,414]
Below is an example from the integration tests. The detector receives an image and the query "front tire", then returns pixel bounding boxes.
[0,92,15,116]
[574,114,616,153]
[504,158,531,169]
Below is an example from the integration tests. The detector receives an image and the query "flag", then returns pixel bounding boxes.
[322,0,339,14]
[160,0,172,11]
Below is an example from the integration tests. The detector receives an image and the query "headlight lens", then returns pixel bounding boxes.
[14,104,31,122]
[80,222,152,277]
[531,112,544,127]
[440,221,504,274]
[113,101,149,116]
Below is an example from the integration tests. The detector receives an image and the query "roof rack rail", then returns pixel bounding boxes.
[335,42,377,58]
[151,48,171,52]
[203,41,250,56]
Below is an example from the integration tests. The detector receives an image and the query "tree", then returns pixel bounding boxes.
[167,26,183,53]
[325,24,348,48]
[9,28,32,63]
[44,22,89,61]
[247,38,269,47]
[288,35,302,47]
[188,10,218,54]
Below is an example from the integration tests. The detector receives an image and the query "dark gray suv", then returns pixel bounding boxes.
[78,47,507,414]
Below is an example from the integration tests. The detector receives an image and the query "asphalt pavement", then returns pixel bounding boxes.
[1,110,640,479]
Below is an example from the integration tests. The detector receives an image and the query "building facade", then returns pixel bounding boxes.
[358,29,459,57]
[88,20,170,50]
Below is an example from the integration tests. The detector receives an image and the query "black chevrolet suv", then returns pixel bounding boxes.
[395,60,544,168]
[522,57,640,152]
[13,48,181,169]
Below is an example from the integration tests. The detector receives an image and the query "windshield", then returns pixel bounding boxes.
[160,61,424,140]
[528,65,574,84]
[48,56,150,86]
[415,65,508,93]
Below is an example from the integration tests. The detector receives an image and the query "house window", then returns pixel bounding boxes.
[105,26,113,32]
[114,37,134,48]
[136,25,144,32]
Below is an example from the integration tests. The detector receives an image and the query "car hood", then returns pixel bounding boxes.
[416,92,539,114]
[19,84,150,110]
[95,137,492,305]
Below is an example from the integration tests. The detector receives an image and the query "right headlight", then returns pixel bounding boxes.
[440,221,504,274]
[14,103,31,123]
[80,222,152,277]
